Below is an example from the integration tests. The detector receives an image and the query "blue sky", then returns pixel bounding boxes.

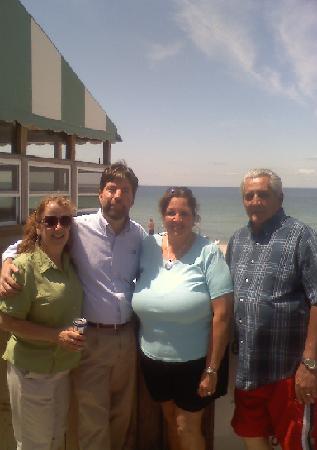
[20,0,317,187]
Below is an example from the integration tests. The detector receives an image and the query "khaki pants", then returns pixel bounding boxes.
[73,322,137,450]
[7,363,70,450]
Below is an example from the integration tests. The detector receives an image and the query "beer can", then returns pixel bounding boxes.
[73,318,87,334]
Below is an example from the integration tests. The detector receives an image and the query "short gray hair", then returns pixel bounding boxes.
[240,169,283,197]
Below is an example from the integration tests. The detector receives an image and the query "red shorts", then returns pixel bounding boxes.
[232,377,317,450]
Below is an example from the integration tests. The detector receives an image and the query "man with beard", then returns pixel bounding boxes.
[0,161,146,450]
[226,168,317,450]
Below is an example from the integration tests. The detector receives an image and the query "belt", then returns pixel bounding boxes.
[87,321,129,331]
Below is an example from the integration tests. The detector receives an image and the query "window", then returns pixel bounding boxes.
[0,160,20,224]
[77,167,102,213]
[29,165,69,192]
[28,163,70,214]
[0,121,15,154]
[27,129,66,159]
[76,140,103,164]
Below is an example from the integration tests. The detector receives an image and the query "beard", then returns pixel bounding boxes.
[101,201,130,221]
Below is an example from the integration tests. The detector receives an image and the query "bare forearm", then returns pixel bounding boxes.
[198,294,232,398]
[302,305,317,360]
[295,305,317,403]
[0,312,58,343]
[206,294,233,370]
[0,312,85,351]
[207,316,230,369]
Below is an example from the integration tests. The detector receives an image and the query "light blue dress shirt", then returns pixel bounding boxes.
[2,210,146,324]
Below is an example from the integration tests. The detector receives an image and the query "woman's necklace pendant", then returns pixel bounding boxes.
[165,259,174,270]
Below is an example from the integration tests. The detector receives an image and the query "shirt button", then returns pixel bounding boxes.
[251,260,254,263]
[239,298,244,302]
[240,340,244,344]
[239,318,242,323]
[245,278,249,283]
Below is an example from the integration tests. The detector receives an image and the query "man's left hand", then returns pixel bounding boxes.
[295,364,317,404]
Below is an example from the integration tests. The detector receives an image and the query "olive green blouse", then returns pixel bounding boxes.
[0,246,83,373]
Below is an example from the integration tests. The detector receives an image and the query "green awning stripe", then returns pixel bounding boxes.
[0,0,120,143]
[0,107,118,142]
[62,58,85,128]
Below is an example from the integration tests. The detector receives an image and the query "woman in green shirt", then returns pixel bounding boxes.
[0,195,84,450]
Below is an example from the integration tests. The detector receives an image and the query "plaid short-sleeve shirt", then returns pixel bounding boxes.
[226,209,317,390]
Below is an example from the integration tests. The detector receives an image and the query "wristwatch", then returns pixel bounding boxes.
[302,358,317,371]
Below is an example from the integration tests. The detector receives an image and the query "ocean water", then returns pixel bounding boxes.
[131,186,317,243]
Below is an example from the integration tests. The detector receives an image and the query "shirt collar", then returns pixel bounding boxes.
[97,208,131,235]
[34,245,70,274]
[248,208,287,240]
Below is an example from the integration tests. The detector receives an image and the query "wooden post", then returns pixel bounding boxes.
[16,124,27,156]
[103,141,111,165]
[54,142,62,159]
[66,135,77,207]
[15,124,28,223]
[66,135,76,162]
[136,369,166,450]
[203,402,215,450]
[53,143,65,192]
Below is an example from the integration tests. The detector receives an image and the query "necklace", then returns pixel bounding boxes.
[164,237,174,270]
[163,234,194,270]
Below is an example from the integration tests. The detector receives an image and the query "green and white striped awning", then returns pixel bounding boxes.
[0,0,120,143]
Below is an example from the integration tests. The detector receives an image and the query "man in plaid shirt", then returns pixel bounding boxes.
[226,169,317,450]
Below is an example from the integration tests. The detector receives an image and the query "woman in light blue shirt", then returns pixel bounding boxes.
[132,187,233,450]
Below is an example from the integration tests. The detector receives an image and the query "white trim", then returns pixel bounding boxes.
[29,191,69,197]
[0,158,21,165]
[77,165,104,171]
[0,192,20,197]
[28,161,70,170]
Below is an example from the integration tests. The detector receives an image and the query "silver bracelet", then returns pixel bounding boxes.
[204,366,217,375]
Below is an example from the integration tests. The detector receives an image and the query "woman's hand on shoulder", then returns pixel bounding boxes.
[57,327,86,352]
[0,260,21,297]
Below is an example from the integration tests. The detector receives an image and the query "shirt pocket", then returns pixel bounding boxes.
[119,249,139,283]
[29,280,65,324]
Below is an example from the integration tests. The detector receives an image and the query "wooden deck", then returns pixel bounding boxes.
[0,334,217,450]
[0,241,246,450]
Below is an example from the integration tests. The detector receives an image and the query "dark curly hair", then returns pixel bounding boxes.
[18,196,76,254]
[99,160,139,198]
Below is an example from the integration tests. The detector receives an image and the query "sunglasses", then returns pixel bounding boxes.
[41,215,72,228]
[166,186,193,196]
[244,191,270,201]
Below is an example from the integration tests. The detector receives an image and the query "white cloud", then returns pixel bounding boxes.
[174,0,256,71]
[274,0,317,99]
[298,168,316,175]
[173,0,317,105]
[147,42,183,64]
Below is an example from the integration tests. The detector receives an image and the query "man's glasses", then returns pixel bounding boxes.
[41,215,72,228]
